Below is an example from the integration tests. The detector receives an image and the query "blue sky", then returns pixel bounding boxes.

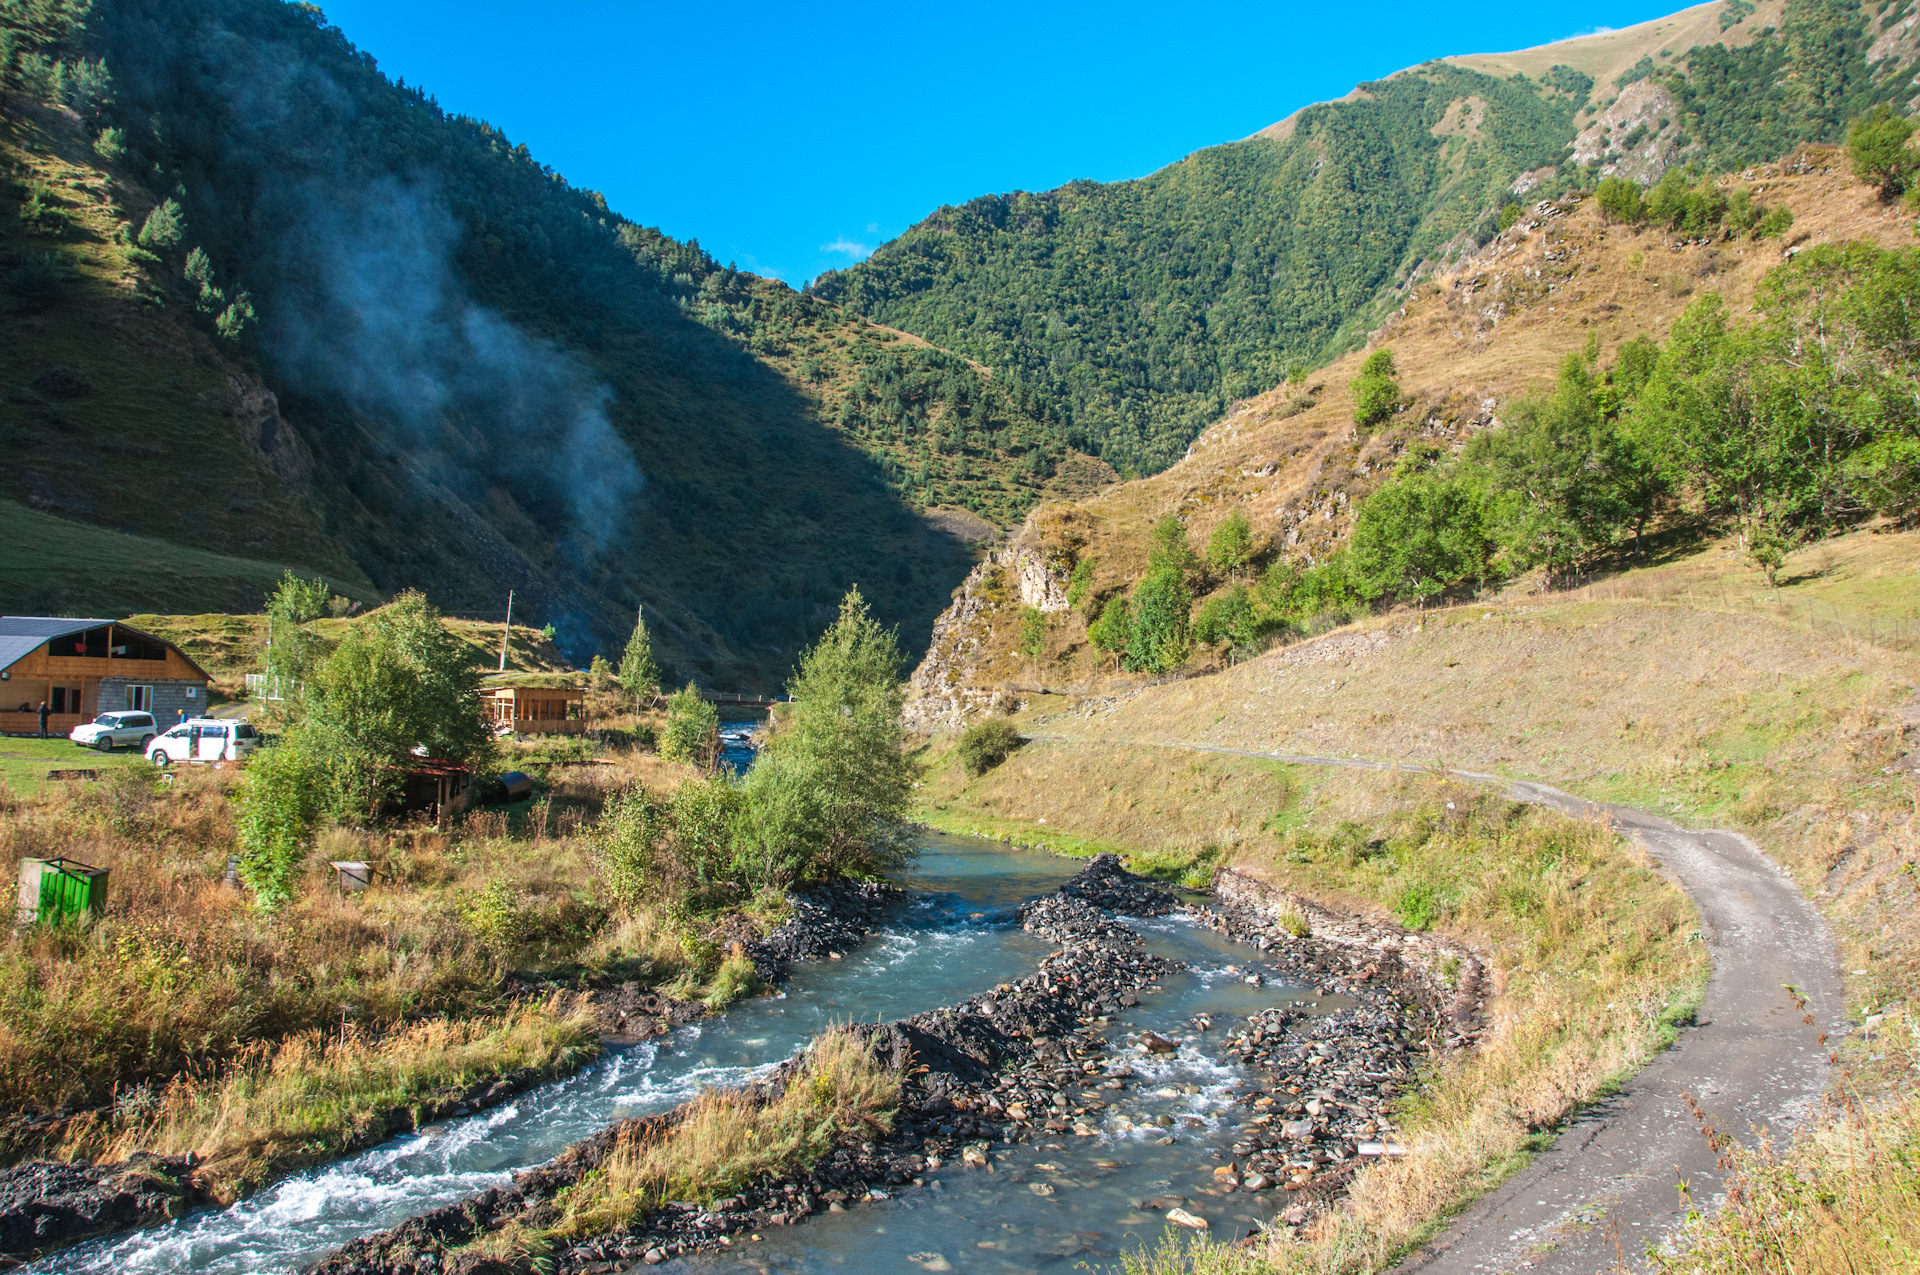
[318,1,1678,286]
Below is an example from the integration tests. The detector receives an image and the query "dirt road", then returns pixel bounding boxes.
[1032,736,1842,1274]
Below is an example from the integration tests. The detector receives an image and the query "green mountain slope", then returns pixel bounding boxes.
[0,0,1102,686]
[812,0,1920,478]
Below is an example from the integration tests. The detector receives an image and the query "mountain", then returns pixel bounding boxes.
[905,141,1919,720]
[813,0,1920,477]
[0,0,1108,686]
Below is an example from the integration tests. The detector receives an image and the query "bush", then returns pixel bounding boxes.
[1596,176,1646,224]
[659,683,719,766]
[702,948,762,1009]
[463,880,529,953]
[1847,105,1919,201]
[957,718,1024,778]
[1350,347,1400,427]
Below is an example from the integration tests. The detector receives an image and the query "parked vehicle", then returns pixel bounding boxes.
[146,717,262,767]
[68,711,158,753]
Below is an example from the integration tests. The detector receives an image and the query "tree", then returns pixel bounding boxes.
[1206,508,1255,579]
[588,654,615,692]
[1351,348,1400,427]
[660,683,719,766]
[1347,470,1492,601]
[136,197,185,251]
[1595,176,1646,224]
[1846,106,1918,201]
[1086,595,1132,671]
[1469,352,1612,580]
[735,588,914,884]
[618,607,661,704]
[1146,516,1201,583]
[238,592,491,906]
[264,571,332,693]
[1127,569,1192,674]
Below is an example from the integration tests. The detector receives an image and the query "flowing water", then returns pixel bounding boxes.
[33,835,1333,1274]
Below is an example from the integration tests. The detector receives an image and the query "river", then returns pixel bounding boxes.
[35,834,1331,1274]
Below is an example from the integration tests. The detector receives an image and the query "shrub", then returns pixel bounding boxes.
[659,683,719,766]
[1351,347,1401,427]
[598,787,670,912]
[136,197,185,251]
[1596,176,1646,224]
[463,880,530,953]
[1847,105,1919,201]
[957,718,1024,778]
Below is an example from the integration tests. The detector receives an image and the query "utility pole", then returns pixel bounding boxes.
[499,590,514,672]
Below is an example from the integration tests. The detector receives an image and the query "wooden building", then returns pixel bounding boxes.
[0,617,211,737]
[479,684,586,735]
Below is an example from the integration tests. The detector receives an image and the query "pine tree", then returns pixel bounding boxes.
[618,607,661,704]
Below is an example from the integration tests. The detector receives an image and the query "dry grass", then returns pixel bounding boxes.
[551,1027,899,1239]
[77,998,598,1200]
[1652,1006,1920,1275]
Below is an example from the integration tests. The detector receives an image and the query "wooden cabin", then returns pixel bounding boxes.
[480,684,586,735]
[0,617,211,737]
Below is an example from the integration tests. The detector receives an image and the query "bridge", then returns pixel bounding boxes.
[697,690,788,710]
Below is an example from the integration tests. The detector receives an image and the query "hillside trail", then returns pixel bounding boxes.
[1023,734,1841,1274]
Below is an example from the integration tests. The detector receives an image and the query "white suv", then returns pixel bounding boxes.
[70,711,160,753]
[146,718,262,767]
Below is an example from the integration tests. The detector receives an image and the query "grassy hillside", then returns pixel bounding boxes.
[816,0,1920,478]
[908,148,1917,705]
[1,0,1106,688]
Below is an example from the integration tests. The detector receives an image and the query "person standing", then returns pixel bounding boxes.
[38,700,49,739]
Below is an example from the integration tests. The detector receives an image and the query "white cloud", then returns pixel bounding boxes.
[820,237,875,259]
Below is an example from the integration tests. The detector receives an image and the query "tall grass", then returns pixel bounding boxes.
[552,1027,898,1238]
[1652,1010,1920,1275]
[82,999,599,1199]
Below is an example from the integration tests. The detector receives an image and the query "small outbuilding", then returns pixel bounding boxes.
[0,617,211,737]
[480,684,586,735]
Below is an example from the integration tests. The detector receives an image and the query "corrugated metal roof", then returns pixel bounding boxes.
[0,616,113,676]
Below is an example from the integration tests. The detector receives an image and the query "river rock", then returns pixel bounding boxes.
[0,1153,201,1261]
[1164,1207,1209,1230]
[1139,1032,1177,1054]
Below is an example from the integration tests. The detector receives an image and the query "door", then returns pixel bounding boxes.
[196,724,230,761]
[126,685,152,712]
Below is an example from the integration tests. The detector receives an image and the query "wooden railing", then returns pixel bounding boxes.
[0,712,84,737]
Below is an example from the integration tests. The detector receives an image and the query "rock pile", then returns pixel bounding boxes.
[0,1153,201,1263]
[747,881,900,976]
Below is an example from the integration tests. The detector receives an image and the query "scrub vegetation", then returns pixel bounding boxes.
[550,1028,899,1240]
[0,583,919,1209]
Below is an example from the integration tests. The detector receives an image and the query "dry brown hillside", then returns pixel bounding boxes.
[906,148,1916,723]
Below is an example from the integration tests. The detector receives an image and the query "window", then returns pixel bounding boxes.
[235,724,257,739]
[124,713,152,728]
[96,714,120,727]
[126,685,153,712]
[51,686,80,714]
[167,727,188,739]
[201,725,228,739]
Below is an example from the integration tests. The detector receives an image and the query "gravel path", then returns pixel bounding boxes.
[1026,735,1842,1274]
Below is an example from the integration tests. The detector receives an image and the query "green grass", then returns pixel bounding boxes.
[0,498,374,618]
[0,735,149,794]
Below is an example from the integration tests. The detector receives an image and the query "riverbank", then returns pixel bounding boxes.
[0,873,899,1266]
[310,853,1453,1272]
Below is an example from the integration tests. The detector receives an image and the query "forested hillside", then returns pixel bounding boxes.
[0,0,1103,684]
[816,0,1920,478]
[906,142,1920,715]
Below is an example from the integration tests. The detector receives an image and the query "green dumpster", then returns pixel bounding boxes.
[15,858,109,924]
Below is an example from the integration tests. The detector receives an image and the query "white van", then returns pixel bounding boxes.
[146,718,262,767]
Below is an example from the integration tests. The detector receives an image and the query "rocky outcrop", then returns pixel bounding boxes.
[1571,81,1684,184]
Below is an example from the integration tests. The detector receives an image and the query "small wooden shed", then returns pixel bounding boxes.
[480,685,586,735]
